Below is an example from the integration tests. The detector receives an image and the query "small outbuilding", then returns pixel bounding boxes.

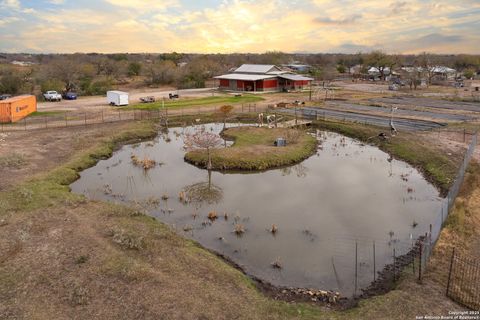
[0,95,37,123]
[107,91,129,106]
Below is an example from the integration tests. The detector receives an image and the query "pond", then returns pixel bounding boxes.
[70,123,442,297]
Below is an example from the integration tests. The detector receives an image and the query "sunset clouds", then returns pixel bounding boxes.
[0,0,479,53]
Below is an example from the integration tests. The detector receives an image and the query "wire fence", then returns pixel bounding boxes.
[1,103,477,147]
[416,131,478,309]
[0,103,271,132]
[426,132,477,250]
[337,131,478,301]
[446,249,480,310]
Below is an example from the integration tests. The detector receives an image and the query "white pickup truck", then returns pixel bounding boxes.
[43,91,62,101]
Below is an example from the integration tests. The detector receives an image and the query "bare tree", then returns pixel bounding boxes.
[419,52,438,87]
[47,57,84,91]
[184,126,223,170]
[401,58,422,90]
[218,105,234,129]
[146,60,177,86]
[365,51,394,81]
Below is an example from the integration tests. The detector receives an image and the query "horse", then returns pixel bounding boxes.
[258,113,264,127]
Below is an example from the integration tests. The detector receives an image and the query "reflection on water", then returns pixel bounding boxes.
[71,123,442,296]
[182,170,223,208]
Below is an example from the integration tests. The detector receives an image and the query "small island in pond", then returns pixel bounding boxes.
[184,126,317,171]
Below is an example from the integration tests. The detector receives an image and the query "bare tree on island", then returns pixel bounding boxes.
[218,105,234,130]
[184,126,223,170]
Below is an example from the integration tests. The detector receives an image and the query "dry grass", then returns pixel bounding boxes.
[234,223,245,235]
[131,154,157,170]
[207,211,218,221]
[270,224,278,234]
[0,152,26,169]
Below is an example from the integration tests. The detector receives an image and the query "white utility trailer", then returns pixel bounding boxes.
[107,90,129,106]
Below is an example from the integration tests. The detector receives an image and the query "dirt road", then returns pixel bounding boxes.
[284,107,446,131]
[372,97,480,113]
[327,101,476,122]
[37,88,215,112]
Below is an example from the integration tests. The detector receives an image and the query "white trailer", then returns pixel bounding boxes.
[107,91,129,106]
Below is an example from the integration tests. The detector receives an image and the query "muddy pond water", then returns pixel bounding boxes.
[71,123,442,297]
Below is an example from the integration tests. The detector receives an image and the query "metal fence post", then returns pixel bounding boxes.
[393,248,396,282]
[418,242,423,282]
[412,242,415,275]
[355,241,358,297]
[446,247,455,296]
[65,112,68,127]
[101,110,104,123]
[24,117,27,131]
[373,241,376,282]
[84,113,87,127]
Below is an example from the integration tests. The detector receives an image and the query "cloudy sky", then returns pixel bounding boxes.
[0,0,479,54]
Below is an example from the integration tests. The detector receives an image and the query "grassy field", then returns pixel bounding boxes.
[185,126,317,170]
[29,111,67,117]
[125,94,264,110]
[0,117,470,319]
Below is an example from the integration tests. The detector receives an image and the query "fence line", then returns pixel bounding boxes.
[0,104,272,132]
[1,105,477,146]
[446,250,480,310]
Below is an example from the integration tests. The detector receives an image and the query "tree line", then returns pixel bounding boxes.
[0,51,479,96]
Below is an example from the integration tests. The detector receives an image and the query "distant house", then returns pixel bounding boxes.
[11,60,36,67]
[430,66,457,81]
[368,67,391,75]
[215,64,313,92]
[282,64,311,72]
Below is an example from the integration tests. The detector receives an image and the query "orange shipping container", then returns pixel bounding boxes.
[0,95,37,123]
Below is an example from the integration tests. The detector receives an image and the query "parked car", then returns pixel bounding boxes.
[62,91,78,100]
[169,93,179,99]
[0,94,12,100]
[389,84,400,91]
[140,96,155,103]
[43,91,62,101]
